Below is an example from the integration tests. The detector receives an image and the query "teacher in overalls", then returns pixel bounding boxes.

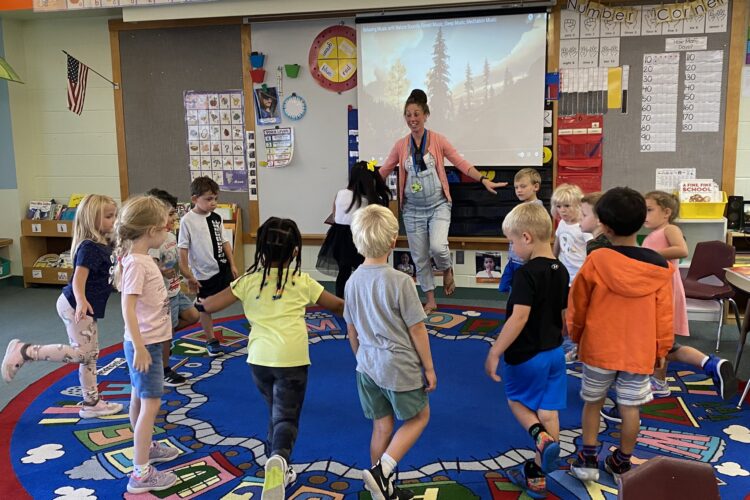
[380,89,507,313]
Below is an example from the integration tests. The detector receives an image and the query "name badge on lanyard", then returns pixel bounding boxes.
[410,131,427,193]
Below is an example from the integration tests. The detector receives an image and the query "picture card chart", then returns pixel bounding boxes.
[184,90,247,191]
[641,53,679,152]
[682,50,723,133]
[263,127,294,168]
[246,131,258,200]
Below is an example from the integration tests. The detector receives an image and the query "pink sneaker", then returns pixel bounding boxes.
[2,339,26,383]
[127,467,178,494]
[78,399,124,418]
[149,441,180,464]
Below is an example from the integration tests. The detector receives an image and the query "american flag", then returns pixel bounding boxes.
[67,55,89,115]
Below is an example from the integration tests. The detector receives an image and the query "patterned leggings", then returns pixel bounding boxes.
[250,364,309,462]
[22,295,101,404]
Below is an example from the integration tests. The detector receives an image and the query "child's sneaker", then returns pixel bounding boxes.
[506,466,547,499]
[206,339,224,357]
[600,405,622,423]
[570,451,600,482]
[262,455,287,500]
[604,454,631,484]
[149,441,180,464]
[2,339,25,383]
[362,461,393,500]
[285,465,297,489]
[390,486,415,500]
[127,467,178,494]
[565,344,579,364]
[703,355,738,401]
[600,405,641,425]
[650,377,671,397]
[78,399,123,418]
[164,369,187,387]
[535,431,560,473]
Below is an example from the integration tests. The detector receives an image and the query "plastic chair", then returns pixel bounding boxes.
[618,456,720,499]
[682,241,742,354]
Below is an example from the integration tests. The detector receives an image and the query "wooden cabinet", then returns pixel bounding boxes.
[20,219,74,287]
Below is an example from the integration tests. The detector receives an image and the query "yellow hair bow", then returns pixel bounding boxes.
[366,160,377,172]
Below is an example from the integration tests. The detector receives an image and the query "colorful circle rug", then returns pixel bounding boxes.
[1,305,749,499]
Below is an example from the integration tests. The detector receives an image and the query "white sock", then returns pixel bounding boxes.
[380,453,397,477]
[133,463,151,478]
[700,355,710,368]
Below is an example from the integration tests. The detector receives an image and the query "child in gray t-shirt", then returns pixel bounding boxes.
[345,205,436,500]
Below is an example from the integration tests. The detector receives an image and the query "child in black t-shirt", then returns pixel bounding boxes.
[485,203,569,499]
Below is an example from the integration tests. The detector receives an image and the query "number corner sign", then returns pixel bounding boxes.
[309,25,357,92]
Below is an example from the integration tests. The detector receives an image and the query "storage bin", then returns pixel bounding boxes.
[250,53,265,68]
[681,192,727,219]
[284,64,300,78]
[0,257,10,278]
[250,69,266,83]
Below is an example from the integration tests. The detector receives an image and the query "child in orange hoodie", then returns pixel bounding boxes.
[567,187,674,484]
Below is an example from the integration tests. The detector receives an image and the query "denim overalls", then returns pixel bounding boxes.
[402,133,452,292]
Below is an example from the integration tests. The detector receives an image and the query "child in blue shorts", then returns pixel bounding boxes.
[485,202,569,499]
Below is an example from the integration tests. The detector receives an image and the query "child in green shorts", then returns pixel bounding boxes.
[345,205,437,500]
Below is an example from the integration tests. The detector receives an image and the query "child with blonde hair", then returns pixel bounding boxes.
[499,168,544,293]
[2,194,123,418]
[116,195,180,494]
[641,191,736,400]
[551,184,592,283]
[199,217,343,500]
[346,204,436,500]
[486,203,569,499]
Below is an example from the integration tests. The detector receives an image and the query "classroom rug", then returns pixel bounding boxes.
[2,305,750,499]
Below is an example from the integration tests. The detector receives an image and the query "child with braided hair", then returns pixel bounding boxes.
[198,216,343,500]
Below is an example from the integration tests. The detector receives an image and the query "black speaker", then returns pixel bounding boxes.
[727,195,744,230]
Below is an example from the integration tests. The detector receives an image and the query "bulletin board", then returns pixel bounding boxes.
[112,20,251,232]
[557,0,742,195]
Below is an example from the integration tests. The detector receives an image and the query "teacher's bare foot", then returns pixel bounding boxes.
[423,302,438,315]
[443,268,456,296]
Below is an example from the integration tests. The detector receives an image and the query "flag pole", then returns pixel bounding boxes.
[62,50,119,90]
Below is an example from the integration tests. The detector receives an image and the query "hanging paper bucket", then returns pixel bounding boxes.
[284,64,301,78]
[250,69,266,83]
[250,53,265,68]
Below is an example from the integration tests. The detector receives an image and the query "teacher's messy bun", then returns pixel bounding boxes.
[404,89,430,116]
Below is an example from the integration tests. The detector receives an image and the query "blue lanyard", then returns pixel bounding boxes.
[410,130,428,174]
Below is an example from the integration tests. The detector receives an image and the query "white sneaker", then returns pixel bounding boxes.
[78,399,123,418]
[262,455,287,500]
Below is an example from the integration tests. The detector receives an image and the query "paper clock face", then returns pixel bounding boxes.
[282,94,307,121]
[308,25,357,92]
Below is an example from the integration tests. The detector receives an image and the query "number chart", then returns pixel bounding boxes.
[640,52,679,152]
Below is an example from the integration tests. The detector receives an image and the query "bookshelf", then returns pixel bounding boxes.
[20,219,74,287]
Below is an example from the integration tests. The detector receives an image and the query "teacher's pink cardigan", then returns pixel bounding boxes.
[379,131,474,207]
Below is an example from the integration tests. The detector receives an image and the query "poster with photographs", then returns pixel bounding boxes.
[392,250,452,281]
[246,130,258,200]
[254,86,282,126]
[475,252,502,284]
[393,250,416,279]
[184,90,247,192]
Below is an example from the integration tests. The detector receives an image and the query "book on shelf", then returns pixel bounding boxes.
[678,179,721,203]
[27,200,53,220]
[68,193,86,208]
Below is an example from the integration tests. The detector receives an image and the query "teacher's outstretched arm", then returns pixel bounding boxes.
[442,140,508,194]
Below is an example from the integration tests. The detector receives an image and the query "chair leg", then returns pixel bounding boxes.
[738,380,750,410]
[729,298,746,372]
[715,299,725,352]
